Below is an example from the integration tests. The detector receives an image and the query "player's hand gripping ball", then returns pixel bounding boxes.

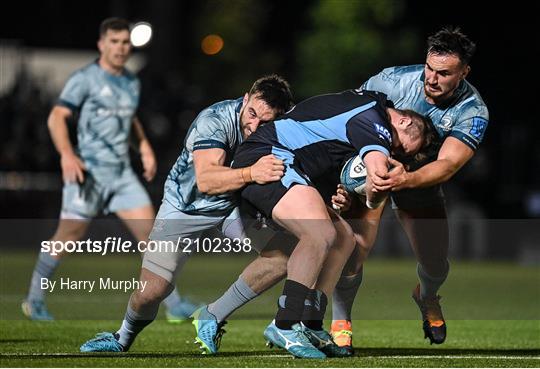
[340,155,367,196]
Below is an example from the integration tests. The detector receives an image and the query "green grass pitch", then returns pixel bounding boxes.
[0,251,539,367]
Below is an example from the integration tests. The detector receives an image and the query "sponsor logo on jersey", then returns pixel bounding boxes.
[373,123,391,142]
[441,116,452,130]
[96,107,134,117]
[99,85,113,97]
[469,117,488,139]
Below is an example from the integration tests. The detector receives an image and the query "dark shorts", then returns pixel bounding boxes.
[232,142,311,218]
[390,185,445,210]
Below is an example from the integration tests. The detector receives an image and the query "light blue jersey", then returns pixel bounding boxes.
[362,65,490,208]
[58,61,140,168]
[362,65,489,165]
[163,98,244,215]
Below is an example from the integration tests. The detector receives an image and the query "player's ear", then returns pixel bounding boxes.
[462,65,471,80]
[243,93,249,106]
[400,116,412,127]
[97,39,104,53]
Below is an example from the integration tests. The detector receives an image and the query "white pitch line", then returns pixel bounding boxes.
[1,353,539,360]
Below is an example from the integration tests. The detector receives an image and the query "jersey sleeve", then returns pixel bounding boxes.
[57,71,89,112]
[346,108,391,159]
[191,112,230,151]
[360,67,400,101]
[448,104,489,150]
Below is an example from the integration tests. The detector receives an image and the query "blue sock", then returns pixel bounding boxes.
[27,252,60,301]
[163,288,182,310]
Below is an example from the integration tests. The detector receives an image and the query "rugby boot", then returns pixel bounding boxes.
[412,284,446,344]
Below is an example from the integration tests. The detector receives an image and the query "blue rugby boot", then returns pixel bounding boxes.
[302,325,353,357]
[191,306,227,354]
[263,320,326,359]
[80,332,124,352]
[166,296,203,323]
[21,300,54,321]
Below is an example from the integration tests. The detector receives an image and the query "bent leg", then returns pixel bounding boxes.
[116,268,174,350]
[271,185,337,330]
[332,204,384,322]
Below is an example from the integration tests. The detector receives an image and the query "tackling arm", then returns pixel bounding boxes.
[374,137,474,191]
[193,149,285,195]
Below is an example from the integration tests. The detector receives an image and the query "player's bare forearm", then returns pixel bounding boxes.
[374,137,475,191]
[194,150,284,195]
[400,137,474,189]
[193,148,248,195]
[131,117,150,151]
[363,151,389,208]
[196,165,247,195]
[406,159,461,188]
[48,105,86,183]
[130,117,157,181]
[47,106,75,156]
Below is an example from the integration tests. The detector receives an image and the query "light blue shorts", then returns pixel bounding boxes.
[143,199,274,282]
[60,167,151,220]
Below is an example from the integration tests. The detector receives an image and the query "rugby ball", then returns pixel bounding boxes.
[340,155,367,195]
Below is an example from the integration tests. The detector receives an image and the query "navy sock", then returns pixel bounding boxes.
[301,289,327,331]
[275,279,310,330]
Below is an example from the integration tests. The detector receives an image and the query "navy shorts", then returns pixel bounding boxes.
[232,142,312,218]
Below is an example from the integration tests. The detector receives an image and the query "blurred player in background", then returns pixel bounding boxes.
[330,26,489,351]
[22,17,197,322]
[79,75,294,353]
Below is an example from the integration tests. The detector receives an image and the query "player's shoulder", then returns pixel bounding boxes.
[455,81,489,120]
[194,98,242,128]
[65,61,98,82]
[202,98,242,118]
[377,64,424,81]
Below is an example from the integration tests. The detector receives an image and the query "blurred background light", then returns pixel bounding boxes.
[130,22,153,47]
[201,34,224,55]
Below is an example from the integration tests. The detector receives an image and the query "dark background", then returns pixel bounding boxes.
[0,0,538,221]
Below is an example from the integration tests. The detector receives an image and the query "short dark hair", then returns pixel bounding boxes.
[99,17,130,38]
[427,26,476,65]
[248,74,294,116]
[399,109,437,162]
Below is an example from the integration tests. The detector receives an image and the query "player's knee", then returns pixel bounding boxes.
[305,224,337,255]
[133,282,172,307]
[52,229,84,242]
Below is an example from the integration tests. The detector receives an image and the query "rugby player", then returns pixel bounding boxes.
[79,74,294,352]
[22,17,198,322]
[330,26,489,351]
